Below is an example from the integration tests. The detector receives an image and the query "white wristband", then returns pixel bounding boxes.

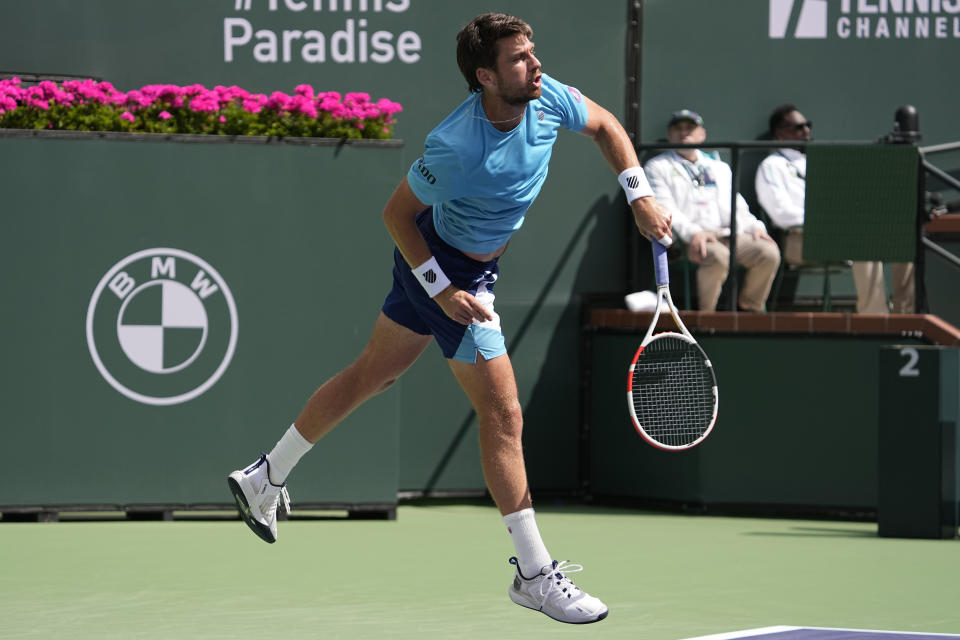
[618,167,654,204]
[412,256,451,298]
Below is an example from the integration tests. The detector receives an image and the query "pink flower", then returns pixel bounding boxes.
[0,83,22,101]
[287,95,318,118]
[213,85,248,106]
[38,80,58,99]
[265,91,291,111]
[324,103,348,118]
[125,90,151,108]
[1,78,400,139]
[376,98,403,115]
[242,101,263,114]
[189,93,219,113]
[242,94,266,114]
[181,84,207,97]
[74,81,109,105]
[53,90,74,106]
[345,92,371,105]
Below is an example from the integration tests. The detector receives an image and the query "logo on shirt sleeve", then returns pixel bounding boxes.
[567,86,582,103]
[416,157,437,185]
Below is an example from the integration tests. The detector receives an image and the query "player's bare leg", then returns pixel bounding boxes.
[295,312,433,443]
[228,312,431,542]
[448,353,529,516]
[448,353,608,624]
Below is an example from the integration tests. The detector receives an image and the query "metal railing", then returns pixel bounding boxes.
[918,141,960,270]
[0,71,102,84]
[633,138,960,311]
[635,140,872,310]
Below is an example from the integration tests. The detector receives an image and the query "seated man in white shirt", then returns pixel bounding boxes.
[755,103,914,314]
[645,109,780,312]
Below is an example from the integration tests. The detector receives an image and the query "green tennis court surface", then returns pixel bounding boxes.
[1,503,957,639]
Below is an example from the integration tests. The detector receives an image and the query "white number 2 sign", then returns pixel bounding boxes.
[899,348,920,377]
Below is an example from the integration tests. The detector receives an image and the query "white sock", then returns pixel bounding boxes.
[503,508,552,578]
[265,424,314,484]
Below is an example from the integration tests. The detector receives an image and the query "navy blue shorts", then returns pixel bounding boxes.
[382,208,507,363]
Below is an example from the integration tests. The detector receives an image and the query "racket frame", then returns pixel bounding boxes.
[627,241,718,451]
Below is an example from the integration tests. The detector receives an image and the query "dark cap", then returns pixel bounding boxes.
[668,109,704,128]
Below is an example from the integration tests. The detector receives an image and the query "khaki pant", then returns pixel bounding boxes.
[693,233,781,312]
[782,228,915,314]
[783,227,807,267]
[852,261,915,314]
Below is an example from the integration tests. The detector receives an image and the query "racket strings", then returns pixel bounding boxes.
[632,335,716,447]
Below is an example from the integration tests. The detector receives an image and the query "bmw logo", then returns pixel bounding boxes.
[86,248,238,406]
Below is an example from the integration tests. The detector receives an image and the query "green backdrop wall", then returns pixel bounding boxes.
[639,0,960,146]
[0,136,404,506]
[2,1,958,507]
[0,1,630,500]
[587,332,932,512]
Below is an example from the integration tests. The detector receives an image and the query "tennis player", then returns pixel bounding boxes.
[229,12,671,624]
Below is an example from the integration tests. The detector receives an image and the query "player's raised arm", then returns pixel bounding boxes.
[578,95,672,245]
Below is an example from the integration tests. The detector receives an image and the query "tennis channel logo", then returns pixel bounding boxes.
[770,0,828,38]
[771,0,960,40]
[86,248,239,406]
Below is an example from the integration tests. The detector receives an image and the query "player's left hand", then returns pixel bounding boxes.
[435,286,493,325]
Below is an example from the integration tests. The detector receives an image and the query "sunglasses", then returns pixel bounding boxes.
[779,121,812,131]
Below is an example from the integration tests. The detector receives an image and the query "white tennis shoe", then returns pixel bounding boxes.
[227,454,291,544]
[507,557,609,624]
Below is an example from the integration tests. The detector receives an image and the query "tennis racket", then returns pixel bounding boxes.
[627,239,718,451]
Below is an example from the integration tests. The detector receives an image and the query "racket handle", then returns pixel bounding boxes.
[653,238,670,286]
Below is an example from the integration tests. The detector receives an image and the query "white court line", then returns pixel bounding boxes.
[679,627,798,640]
[679,627,960,640]
[805,628,960,638]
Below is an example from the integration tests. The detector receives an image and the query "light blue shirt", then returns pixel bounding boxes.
[406,73,589,254]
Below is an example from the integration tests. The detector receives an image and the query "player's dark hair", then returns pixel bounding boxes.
[769,103,799,135]
[456,13,533,93]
